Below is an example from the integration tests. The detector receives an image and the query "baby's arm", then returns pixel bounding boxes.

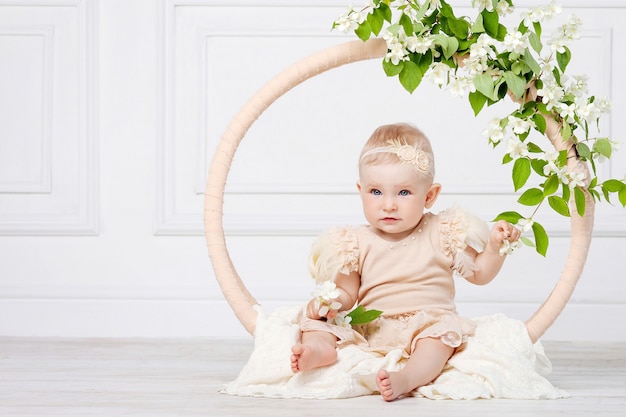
[305,271,360,320]
[465,220,520,285]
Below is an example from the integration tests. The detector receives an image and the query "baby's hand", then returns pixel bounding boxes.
[490,220,521,255]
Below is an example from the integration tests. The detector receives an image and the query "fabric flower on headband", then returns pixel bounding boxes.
[361,138,431,174]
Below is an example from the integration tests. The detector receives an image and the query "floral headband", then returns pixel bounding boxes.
[360,139,431,175]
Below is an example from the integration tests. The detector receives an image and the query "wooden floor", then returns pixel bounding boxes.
[0,338,624,417]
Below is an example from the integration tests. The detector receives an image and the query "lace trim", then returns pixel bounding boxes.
[309,227,359,283]
[439,207,488,278]
[337,227,359,275]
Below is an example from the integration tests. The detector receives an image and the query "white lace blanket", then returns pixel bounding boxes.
[221,306,568,400]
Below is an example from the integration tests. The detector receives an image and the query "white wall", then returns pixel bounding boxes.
[0,0,624,341]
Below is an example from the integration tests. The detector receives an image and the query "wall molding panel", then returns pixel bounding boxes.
[0,0,98,235]
[0,1,622,340]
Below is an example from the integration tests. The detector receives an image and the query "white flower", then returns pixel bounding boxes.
[425,62,450,87]
[542,150,568,182]
[312,280,340,301]
[333,7,366,33]
[564,74,589,97]
[537,56,555,74]
[470,34,494,60]
[446,72,475,97]
[575,100,600,124]
[549,14,582,53]
[521,8,545,27]
[567,171,586,189]
[329,311,353,329]
[406,35,434,54]
[496,1,514,17]
[385,40,408,65]
[596,98,612,114]
[610,139,621,153]
[508,115,534,135]
[506,136,530,159]
[472,0,493,13]
[518,218,534,232]
[503,31,529,54]
[312,281,341,316]
[559,102,577,123]
[536,81,564,110]
[484,117,505,144]
[543,161,569,183]
[545,0,563,18]
[499,238,521,256]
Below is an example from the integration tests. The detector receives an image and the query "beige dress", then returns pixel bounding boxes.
[301,207,490,357]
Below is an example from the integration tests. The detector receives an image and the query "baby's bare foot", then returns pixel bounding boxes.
[376,369,409,402]
[290,343,337,373]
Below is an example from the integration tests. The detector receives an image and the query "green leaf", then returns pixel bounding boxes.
[562,182,571,202]
[520,236,535,248]
[532,221,549,256]
[561,122,572,140]
[533,21,543,39]
[474,74,497,101]
[574,187,587,217]
[493,211,524,224]
[443,36,459,59]
[603,179,626,192]
[512,158,531,191]
[523,50,542,75]
[399,13,414,36]
[469,91,487,115]
[504,71,527,99]
[593,138,613,159]
[355,21,372,41]
[528,31,542,53]
[481,9,499,37]
[576,142,592,160]
[556,46,572,72]
[432,34,458,59]
[548,195,571,217]
[518,187,544,206]
[347,305,383,325]
[382,59,404,77]
[448,17,470,39]
[495,23,508,42]
[543,174,560,196]
[472,13,485,34]
[527,141,544,154]
[532,113,546,134]
[398,60,422,93]
[368,10,385,36]
[378,2,392,23]
[531,158,548,176]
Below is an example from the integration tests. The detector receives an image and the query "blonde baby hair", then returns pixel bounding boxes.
[359,123,436,182]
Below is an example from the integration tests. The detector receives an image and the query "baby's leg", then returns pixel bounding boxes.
[376,337,454,401]
[290,330,338,373]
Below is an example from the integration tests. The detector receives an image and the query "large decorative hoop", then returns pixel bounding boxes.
[204,38,594,343]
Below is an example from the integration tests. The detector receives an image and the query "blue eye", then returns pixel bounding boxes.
[371,189,382,196]
[399,190,410,196]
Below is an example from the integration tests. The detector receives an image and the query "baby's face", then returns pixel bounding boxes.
[357,163,436,241]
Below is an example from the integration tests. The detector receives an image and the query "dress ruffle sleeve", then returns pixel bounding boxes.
[308,226,360,284]
[439,206,490,278]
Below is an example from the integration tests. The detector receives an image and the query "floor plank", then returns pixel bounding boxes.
[0,338,624,416]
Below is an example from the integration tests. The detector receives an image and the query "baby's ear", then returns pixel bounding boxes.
[425,183,441,208]
[356,181,361,192]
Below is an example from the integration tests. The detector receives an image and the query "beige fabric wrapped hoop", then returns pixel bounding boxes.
[204,38,594,343]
